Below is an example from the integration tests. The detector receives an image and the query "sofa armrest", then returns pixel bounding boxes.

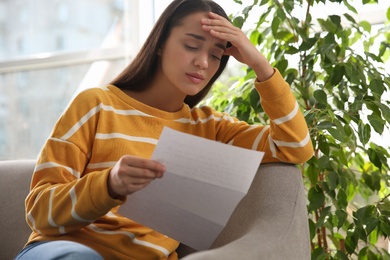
[181,163,310,260]
[0,160,36,259]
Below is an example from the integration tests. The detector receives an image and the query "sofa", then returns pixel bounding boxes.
[0,160,310,260]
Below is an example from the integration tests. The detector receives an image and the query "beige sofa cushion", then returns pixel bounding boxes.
[0,160,35,259]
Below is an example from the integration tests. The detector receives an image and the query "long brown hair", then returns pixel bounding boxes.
[110,0,230,108]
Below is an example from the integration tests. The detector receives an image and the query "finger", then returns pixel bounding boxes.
[122,155,166,174]
[201,18,226,28]
[206,25,234,35]
[123,181,153,195]
[206,27,235,42]
[201,17,236,41]
[207,11,228,23]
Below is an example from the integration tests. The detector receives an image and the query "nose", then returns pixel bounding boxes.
[194,53,208,70]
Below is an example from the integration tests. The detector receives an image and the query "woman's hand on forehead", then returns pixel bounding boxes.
[200,12,274,81]
[200,12,257,65]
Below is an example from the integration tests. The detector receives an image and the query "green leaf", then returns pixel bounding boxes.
[343,13,356,24]
[335,149,348,166]
[271,17,281,37]
[311,247,327,260]
[328,127,348,143]
[242,5,254,19]
[359,20,372,33]
[355,205,375,224]
[369,228,379,246]
[365,218,379,237]
[337,189,348,209]
[307,164,319,186]
[342,0,358,13]
[232,16,245,28]
[327,171,338,190]
[308,186,325,211]
[345,183,356,202]
[379,221,390,237]
[299,37,317,51]
[387,6,390,20]
[275,59,288,74]
[259,0,268,6]
[309,218,316,240]
[256,7,272,26]
[335,209,348,229]
[358,246,369,259]
[249,30,260,45]
[318,18,336,33]
[318,135,330,156]
[367,114,385,134]
[314,89,328,105]
[329,15,342,31]
[346,224,359,254]
[317,121,335,130]
[315,206,332,229]
[331,64,345,85]
[358,121,371,145]
[377,102,390,122]
[284,0,294,13]
[284,45,299,54]
[378,199,390,213]
[369,79,385,96]
[318,155,332,171]
[335,250,349,260]
[276,7,286,20]
[249,88,260,110]
[362,171,381,192]
[354,205,378,237]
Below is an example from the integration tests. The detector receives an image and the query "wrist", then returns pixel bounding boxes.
[107,170,122,199]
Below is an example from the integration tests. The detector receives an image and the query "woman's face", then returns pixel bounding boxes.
[157,12,227,98]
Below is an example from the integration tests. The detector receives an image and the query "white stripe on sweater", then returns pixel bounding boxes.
[61,104,152,140]
[35,162,81,179]
[27,212,42,235]
[273,101,299,125]
[268,135,278,160]
[48,187,66,234]
[69,186,95,223]
[87,224,170,257]
[251,126,270,150]
[174,114,215,124]
[273,132,311,148]
[87,161,117,169]
[95,133,158,145]
[267,131,310,160]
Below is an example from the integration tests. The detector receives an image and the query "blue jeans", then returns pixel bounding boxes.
[15,240,103,260]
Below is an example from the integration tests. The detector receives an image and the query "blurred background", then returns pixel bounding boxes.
[0,0,388,160]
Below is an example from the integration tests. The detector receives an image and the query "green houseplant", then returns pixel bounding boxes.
[205,0,390,258]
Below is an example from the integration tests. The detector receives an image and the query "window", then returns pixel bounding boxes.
[0,0,154,159]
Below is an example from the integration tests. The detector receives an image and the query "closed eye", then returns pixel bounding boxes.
[185,44,198,50]
[211,54,221,61]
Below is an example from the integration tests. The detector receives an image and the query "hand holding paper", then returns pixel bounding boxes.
[118,127,264,250]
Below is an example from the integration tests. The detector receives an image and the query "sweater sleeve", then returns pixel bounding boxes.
[25,89,125,236]
[214,69,313,164]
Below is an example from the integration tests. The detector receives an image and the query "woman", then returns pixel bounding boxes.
[16,0,313,259]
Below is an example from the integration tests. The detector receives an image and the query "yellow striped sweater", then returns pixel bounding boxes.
[25,69,313,259]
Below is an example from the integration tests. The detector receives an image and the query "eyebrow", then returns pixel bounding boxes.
[185,33,226,51]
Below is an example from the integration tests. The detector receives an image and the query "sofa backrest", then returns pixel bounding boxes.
[0,160,35,260]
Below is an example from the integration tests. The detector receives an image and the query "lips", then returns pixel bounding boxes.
[186,73,204,84]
